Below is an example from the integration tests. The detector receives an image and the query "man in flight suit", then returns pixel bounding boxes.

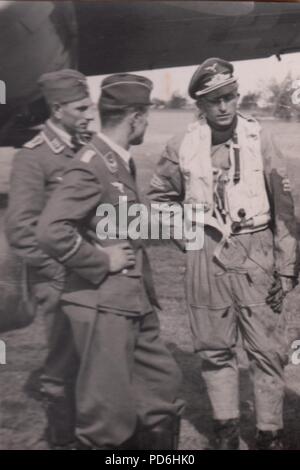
[37,74,184,450]
[148,58,298,449]
[6,69,94,448]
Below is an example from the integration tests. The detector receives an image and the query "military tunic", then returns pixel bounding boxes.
[37,133,184,449]
[5,121,79,444]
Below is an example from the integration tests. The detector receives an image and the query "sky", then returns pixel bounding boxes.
[87,52,300,103]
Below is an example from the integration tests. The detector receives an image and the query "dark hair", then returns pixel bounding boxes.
[98,103,148,128]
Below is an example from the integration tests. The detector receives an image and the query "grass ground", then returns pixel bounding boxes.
[1,110,300,449]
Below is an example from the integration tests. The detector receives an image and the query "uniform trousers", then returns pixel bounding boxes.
[186,226,289,431]
[61,303,184,449]
[28,266,78,444]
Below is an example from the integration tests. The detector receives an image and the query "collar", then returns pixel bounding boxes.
[47,120,73,149]
[208,115,237,145]
[97,131,131,170]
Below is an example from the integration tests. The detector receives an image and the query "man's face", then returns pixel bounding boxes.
[129,109,149,145]
[200,91,239,128]
[57,97,95,135]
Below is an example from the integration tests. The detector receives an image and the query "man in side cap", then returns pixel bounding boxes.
[6,68,94,449]
[148,58,298,449]
[37,73,184,450]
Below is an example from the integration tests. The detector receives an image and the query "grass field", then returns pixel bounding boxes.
[1,110,300,449]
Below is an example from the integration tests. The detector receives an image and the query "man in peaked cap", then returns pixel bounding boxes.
[188,57,236,100]
[37,73,184,450]
[148,58,298,449]
[6,68,94,449]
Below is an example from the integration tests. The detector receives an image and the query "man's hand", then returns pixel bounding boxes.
[266,273,298,314]
[266,274,284,313]
[280,275,298,295]
[96,242,136,273]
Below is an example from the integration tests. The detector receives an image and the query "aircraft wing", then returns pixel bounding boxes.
[76,1,300,74]
[1,1,300,145]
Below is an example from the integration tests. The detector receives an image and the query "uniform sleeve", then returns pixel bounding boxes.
[5,150,64,279]
[147,135,186,250]
[261,129,299,277]
[148,135,185,203]
[37,161,110,286]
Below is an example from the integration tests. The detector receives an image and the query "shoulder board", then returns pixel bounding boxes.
[100,151,118,173]
[80,149,96,163]
[238,112,257,123]
[238,112,261,135]
[89,141,118,173]
[24,134,44,149]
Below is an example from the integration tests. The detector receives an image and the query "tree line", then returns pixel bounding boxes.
[152,75,300,121]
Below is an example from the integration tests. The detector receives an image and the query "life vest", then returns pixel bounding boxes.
[178,114,270,237]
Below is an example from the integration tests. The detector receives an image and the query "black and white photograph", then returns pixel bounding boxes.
[1,0,300,452]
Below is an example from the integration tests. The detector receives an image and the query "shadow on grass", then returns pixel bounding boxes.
[0,193,8,210]
[283,387,300,450]
[23,367,45,402]
[168,342,214,449]
[167,343,300,450]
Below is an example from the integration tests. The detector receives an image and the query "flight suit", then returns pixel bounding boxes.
[5,121,80,445]
[148,116,298,434]
[37,133,184,449]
